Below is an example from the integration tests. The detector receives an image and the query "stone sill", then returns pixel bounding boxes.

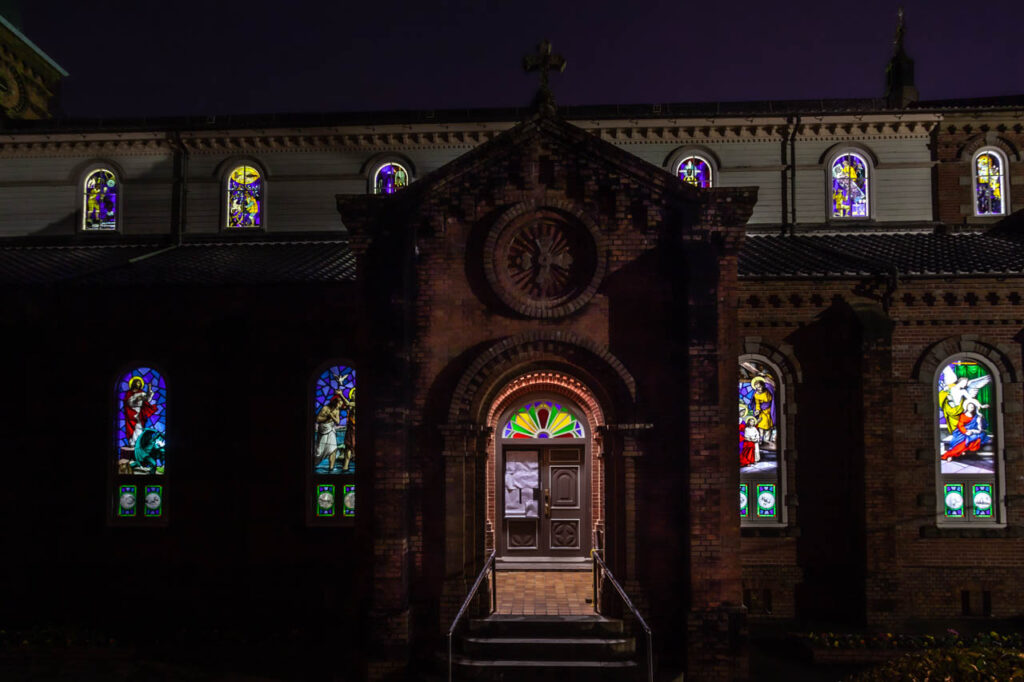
[919,525,1022,539]
[741,526,800,538]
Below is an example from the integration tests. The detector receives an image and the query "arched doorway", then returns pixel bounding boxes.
[485,372,605,569]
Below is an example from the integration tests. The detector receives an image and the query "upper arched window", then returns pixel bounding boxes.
[113,366,167,522]
[225,164,264,228]
[936,356,1002,524]
[502,400,585,439]
[739,357,784,524]
[310,364,356,520]
[973,149,1008,217]
[829,152,871,219]
[676,155,713,189]
[373,162,410,195]
[82,168,120,231]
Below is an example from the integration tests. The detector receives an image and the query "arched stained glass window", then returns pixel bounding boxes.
[83,168,119,230]
[311,365,356,520]
[226,165,263,228]
[739,358,782,523]
[937,357,1000,523]
[374,162,409,195]
[502,400,585,439]
[677,156,712,189]
[830,153,870,218]
[114,367,167,521]
[974,151,1006,216]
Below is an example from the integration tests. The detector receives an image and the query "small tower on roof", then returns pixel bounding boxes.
[884,7,918,108]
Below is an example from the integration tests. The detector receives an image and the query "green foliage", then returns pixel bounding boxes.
[801,630,1023,651]
[848,646,1024,681]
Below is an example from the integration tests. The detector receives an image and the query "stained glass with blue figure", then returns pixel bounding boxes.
[227,165,262,228]
[83,169,118,230]
[374,163,409,194]
[938,360,995,474]
[738,360,777,474]
[677,156,712,189]
[313,366,356,474]
[975,152,1004,216]
[117,367,167,475]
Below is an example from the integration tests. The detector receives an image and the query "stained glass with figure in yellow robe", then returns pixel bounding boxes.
[975,153,1004,216]
[227,165,262,228]
[831,154,869,218]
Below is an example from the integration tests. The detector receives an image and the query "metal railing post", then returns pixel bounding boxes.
[447,550,497,682]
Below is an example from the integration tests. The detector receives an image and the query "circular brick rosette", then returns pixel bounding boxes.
[484,205,606,318]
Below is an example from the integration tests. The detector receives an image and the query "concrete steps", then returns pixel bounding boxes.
[448,615,640,681]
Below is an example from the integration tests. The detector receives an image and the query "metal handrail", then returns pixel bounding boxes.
[447,550,497,682]
[592,546,654,682]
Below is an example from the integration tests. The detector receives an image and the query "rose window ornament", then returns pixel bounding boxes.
[484,207,605,318]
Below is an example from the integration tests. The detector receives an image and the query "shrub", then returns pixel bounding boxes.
[848,646,1024,681]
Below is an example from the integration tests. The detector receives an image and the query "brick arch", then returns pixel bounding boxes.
[740,339,802,386]
[447,331,637,426]
[958,133,1021,163]
[486,370,606,437]
[912,336,1018,384]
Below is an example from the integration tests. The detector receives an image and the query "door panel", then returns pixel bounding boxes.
[500,445,589,559]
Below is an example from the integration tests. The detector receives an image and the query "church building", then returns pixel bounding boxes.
[1,15,1023,682]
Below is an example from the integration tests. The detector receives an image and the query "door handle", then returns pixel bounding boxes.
[544,488,551,517]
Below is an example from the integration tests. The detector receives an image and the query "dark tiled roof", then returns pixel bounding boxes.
[740,231,1024,278]
[0,240,356,287]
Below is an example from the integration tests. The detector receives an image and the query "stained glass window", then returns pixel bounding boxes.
[937,358,999,524]
[975,152,1005,216]
[677,156,712,189]
[117,367,167,476]
[374,162,409,194]
[226,165,263,228]
[502,401,585,439]
[830,153,869,218]
[739,358,782,523]
[83,169,119,230]
[313,366,356,475]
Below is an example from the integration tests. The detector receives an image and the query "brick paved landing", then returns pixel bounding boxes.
[495,570,595,615]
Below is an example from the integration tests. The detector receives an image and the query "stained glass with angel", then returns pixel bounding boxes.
[738,360,777,474]
[938,360,994,474]
[313,366,356,474]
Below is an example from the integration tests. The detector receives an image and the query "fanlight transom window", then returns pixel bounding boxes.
[502,400,585,439]
[677,156,713,189]
[974,151,1006,216]
[830,153,870,218]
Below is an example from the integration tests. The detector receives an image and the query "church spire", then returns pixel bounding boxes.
[885,7,918,108]
[523,39,566,115]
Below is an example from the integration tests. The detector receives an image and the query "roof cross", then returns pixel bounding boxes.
[523,40,566,113]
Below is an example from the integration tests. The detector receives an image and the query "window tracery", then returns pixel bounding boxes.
[373,162,410,195]
[677,155,713,189]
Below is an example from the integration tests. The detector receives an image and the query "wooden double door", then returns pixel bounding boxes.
[499,445,590,560]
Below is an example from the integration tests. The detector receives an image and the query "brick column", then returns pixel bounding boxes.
[439,424,491,632]
[367,407,412,681]
[853,303,898,628]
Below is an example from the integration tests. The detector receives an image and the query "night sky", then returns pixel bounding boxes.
[19,0,1024,119]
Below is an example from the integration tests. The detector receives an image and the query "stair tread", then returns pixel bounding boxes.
[464,636,632,645]
[451,654,638,668]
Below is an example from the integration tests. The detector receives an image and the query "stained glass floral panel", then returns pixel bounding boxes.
[116,367,167,475]
[975,152,1004,216]
[831,154,869,218]
[677,156,712,189]
[227,165,262,228]
[502,401,585,439]
[313,366,356,474]
[374,163,409,194]
[83,169,118,230]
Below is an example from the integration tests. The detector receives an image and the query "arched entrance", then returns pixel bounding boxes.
[485,372,605,569]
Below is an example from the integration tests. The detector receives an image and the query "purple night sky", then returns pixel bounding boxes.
[22,0,1024,119]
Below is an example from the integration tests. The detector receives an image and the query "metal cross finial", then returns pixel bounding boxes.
[523,39,566,113]
[893,6,906,54]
